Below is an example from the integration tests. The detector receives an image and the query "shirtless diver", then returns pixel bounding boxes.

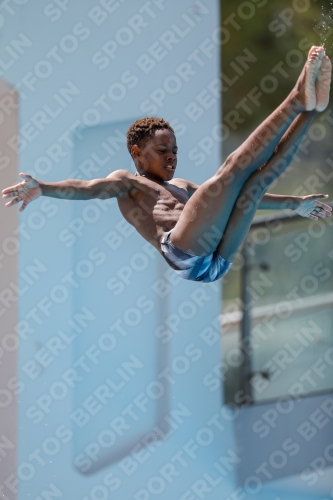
[2,46,332,283]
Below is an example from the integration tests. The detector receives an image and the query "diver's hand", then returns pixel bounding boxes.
[295,194,332,220]
[2,173,42,212]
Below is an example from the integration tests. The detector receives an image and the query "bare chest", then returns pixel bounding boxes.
[117,181,189,245]
[154,185,188,212]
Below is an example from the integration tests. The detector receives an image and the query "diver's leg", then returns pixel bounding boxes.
[171,47,324,255]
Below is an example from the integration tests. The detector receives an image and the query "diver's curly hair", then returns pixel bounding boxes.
[126,117,174,155]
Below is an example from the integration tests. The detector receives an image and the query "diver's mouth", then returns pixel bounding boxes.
[165,165,175,172]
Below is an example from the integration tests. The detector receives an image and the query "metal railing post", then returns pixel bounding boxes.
[240,237,253,403]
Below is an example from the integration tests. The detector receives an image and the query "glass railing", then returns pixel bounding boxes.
[222,208,333,405]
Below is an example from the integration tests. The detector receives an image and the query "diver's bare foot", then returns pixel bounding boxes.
[295,46,324,111]
[315,54,332,112]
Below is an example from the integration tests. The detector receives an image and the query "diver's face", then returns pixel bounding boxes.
[133,129,178,182]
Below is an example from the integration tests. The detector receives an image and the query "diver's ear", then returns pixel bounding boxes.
[131,144,140,158]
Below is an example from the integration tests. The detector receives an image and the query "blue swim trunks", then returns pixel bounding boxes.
[161,230,232,283]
